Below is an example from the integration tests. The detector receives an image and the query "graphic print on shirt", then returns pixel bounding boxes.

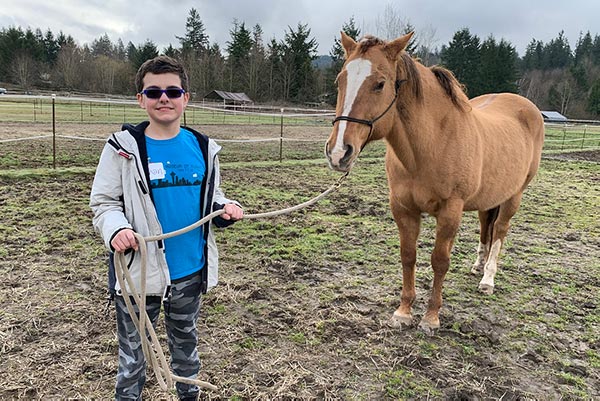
[148,161,204,189]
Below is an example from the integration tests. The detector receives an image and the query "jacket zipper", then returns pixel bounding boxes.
[110,132,169,295]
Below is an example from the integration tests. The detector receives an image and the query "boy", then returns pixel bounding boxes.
[90,55,243,400]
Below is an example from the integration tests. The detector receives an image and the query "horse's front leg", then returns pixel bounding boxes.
[389,207,421,329]
[420,199,464,334]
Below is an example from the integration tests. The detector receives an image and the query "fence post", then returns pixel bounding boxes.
[561,125,566,151]
[280,108,284,163]
[33,99,36,122]
[581,125,587,150]
[52,94,56,169]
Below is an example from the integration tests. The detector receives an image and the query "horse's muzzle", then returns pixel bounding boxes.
[325,143,355,172]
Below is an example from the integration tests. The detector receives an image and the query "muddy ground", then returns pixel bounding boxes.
[0,122,598,400]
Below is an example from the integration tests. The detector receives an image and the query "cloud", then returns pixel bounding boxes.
[1,0,599,56]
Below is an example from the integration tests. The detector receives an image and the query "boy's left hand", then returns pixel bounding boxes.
[222,203,243,221]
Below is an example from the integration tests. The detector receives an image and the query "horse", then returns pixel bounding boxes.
[325,32,544,334]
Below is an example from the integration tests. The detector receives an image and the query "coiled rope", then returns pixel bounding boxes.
[113,172,347,393]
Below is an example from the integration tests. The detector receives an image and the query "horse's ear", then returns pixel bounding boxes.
[384,31,414,60]
[340,31,357,58]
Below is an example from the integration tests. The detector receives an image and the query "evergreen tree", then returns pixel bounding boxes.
[129,40,159,70]
[225,20,253,91]
[205,43,226,95]
[479,36,519,94]
[574,31,593,65]
[43,29,60,65]
[587,78,600,116]
[177,8,209,55]
[440,28,481,97]
[266,38,283,100]
[114,39,127,61]
[282,23,318,102]
[56,31,76,48]
[163,44,179,58]
[592,35,600,65]
[91,33,114,57]
[543,31,572,69]
[248,24,267,100]
[522,39,544,70]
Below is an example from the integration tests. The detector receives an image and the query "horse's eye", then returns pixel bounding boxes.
[374,81,385,91]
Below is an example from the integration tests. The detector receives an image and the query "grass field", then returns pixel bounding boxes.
[0,96,333,126]
[0,118,598,399]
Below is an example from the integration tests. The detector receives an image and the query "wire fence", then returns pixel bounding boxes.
[0,95,334,126]
[1,95,599,170]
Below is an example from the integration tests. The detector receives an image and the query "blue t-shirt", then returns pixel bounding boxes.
[146,128,206,280]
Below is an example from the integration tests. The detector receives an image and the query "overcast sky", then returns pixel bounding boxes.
[1,0,597,57]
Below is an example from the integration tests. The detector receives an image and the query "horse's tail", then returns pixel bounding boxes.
[486,206,500,245]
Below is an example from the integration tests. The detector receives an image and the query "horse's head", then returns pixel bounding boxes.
[325,31,413,172]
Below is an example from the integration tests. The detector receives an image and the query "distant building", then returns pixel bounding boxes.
[203,90,253,105]
[541,111,568,122]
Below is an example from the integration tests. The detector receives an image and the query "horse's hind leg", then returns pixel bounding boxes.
[471,207,499,274]
[479,193,523,294]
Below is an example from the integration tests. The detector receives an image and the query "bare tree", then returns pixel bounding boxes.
[93,55,119,93]
[371,3,438,61]
[55,44,81,90]
[414,25,438,65]
[519,70,544,106]
[11,52,37,90]
[374,3,407,40]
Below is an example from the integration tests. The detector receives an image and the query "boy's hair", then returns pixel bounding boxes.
[135,56,189,93]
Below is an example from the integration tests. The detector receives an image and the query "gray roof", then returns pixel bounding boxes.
[203,90,253,103]
[541,111,568,122]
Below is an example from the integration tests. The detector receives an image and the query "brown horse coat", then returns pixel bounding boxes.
[326,32,544,333]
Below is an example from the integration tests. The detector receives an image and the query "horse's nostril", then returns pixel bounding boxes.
[341,144,354,163]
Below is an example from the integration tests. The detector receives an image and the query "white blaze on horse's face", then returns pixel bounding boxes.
[328,58,373,169]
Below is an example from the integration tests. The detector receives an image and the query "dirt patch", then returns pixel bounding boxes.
[545,149,600,162]
[0,126,598,399]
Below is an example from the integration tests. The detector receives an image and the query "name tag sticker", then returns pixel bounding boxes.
[149,162,166,180]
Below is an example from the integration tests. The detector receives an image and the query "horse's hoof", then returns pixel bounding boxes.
[470,265,482,275]
[388,313,413,329]
[478,283,494,295]
[418,318,440,336]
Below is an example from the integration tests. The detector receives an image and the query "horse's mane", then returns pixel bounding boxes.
[400,55,469,111]
[356,36,468,110]
[399,52,422,102]
[429,66,469,110]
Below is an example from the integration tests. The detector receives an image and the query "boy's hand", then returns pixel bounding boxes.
[111,229,139,252]
[222,203,243,221]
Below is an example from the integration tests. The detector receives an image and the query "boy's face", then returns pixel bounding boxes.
[137,72,189,127]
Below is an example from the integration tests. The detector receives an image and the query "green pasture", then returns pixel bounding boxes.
[544,123,600,152]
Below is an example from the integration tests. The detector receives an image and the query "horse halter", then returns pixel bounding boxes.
[332,79,406,150]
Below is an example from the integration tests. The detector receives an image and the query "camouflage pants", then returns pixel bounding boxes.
[114,272,202,400]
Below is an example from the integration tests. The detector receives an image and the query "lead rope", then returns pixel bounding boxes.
[113,172,348,393]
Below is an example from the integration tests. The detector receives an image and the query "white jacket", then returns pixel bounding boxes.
[90,122,238,296]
